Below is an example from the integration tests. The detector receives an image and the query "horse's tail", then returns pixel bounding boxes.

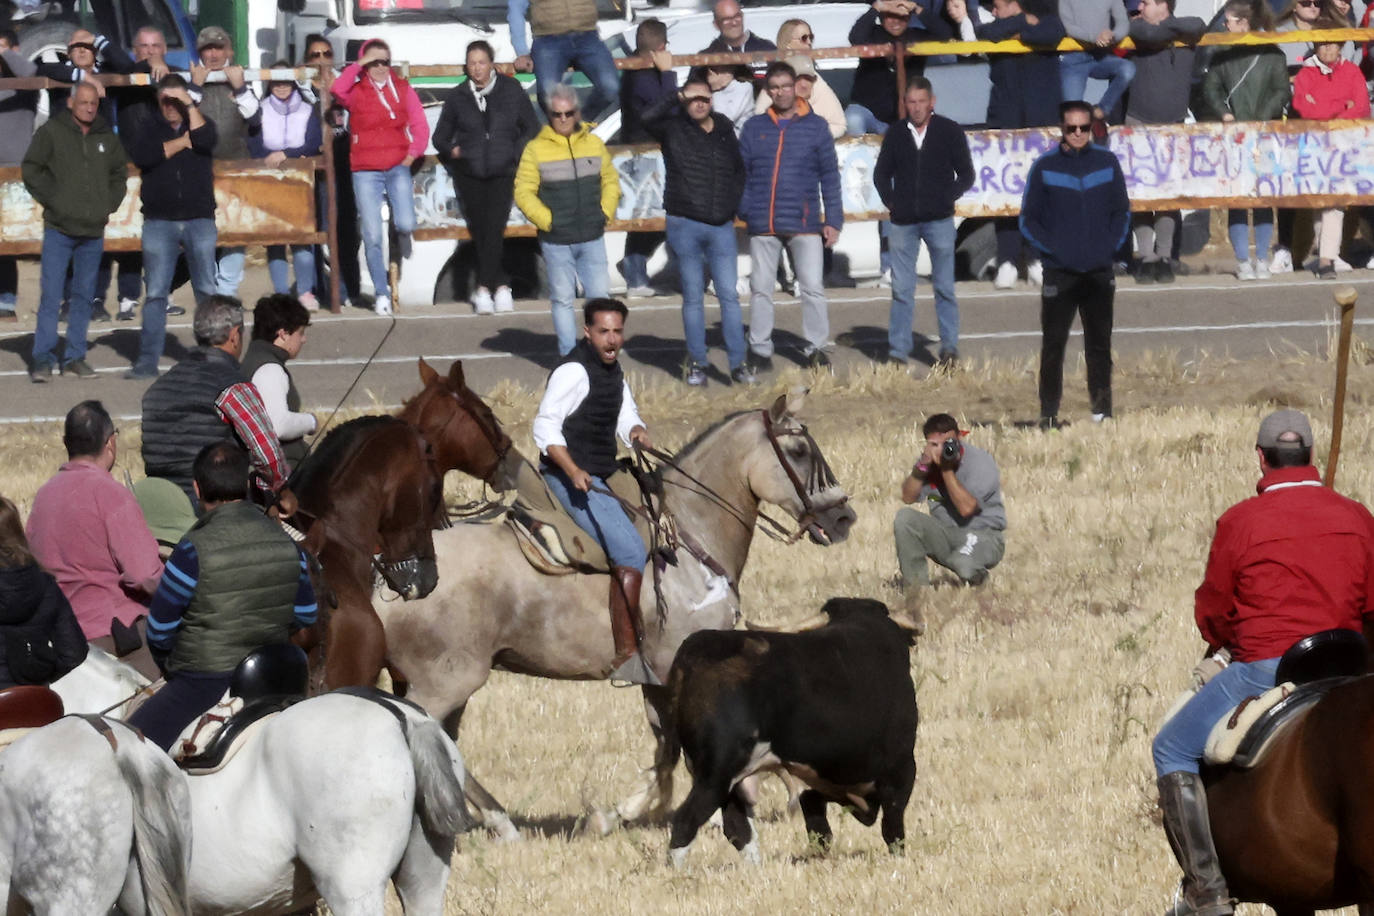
[364,694,477,839]
[108,721,193,916]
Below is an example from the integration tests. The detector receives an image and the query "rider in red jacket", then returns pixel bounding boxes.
[1154,409,1374,916]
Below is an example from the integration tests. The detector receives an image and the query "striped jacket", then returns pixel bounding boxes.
[1018,143,1129,274]
[514,122,620,246]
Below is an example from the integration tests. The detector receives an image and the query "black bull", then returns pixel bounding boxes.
[665,597,919,865]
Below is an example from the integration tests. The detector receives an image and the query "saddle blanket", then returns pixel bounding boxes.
[505,457,652,575]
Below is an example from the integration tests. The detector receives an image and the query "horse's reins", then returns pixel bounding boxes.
[96,678,164,717]
[301,313,397,459]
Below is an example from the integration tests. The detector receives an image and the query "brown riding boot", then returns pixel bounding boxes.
[608,567,660,686]
[1158,772,1235,916]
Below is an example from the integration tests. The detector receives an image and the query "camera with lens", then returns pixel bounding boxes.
[940,437,961,464]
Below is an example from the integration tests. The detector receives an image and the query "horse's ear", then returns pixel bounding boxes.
[767,393,788,423]
[768,386,808,422]
[447,359,467,391]
[418,358,439,387]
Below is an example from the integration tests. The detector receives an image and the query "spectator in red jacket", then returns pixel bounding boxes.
[1292,23,1370,279]
[331,39,429,317]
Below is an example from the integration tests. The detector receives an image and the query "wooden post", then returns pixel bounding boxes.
[321,81,343,314]
[1326,286,1358,488]
[894,40,907,121]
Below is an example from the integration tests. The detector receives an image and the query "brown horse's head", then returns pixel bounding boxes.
[400,359,515,491]
[290,416,443,600]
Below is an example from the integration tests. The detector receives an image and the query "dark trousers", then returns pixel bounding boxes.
[1039,266,1114,419]
[127,671,232,752]
[995,217,1026,265]
[330,133,362,302]
[95,251,143,305]
[451,169,515,291]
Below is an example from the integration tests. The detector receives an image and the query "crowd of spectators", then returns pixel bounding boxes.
[3,0,1374,388]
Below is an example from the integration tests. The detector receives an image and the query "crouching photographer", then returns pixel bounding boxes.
[893,413,1006,608]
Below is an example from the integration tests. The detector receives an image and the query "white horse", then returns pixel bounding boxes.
[0,715,191,914]
[53,644,152,717]
[63,658,478,915]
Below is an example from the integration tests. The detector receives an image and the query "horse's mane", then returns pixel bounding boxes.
[288,415,404,497]
[670,410,758,466]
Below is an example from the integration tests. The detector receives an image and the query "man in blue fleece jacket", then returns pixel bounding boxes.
[1019,100,1129,428]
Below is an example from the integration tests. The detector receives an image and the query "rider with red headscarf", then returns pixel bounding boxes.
[1152,409,1374,916]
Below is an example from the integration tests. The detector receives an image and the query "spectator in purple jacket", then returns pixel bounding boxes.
[248,62,324,310]
[739,61,842,373]
[619,19,676,297]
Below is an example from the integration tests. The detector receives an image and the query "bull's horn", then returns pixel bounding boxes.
[742,611,830,634]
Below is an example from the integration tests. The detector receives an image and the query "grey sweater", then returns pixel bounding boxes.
[1059,0,1130,44]
[1125,16,1207,123]
[0,49,37,167]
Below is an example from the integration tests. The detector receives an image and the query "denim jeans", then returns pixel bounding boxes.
[621,231,663,289]
[542,465,647,569]
[888,218,958,359]
[1228,208,1274,262]
[267,244,317,296]
[531,30,620,118]
[749,233,829,356]
[215,246,245,296]
[353,165,417,300]
[541,238,608,355]
[1152,657,1279,776]
[1059,51,1136,117]
[34,229,102,368]
[844,103,890,137]
[666,215,747,370]
[139,217,217,373]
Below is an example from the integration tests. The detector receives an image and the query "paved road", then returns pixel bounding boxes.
[3,266,1373,422]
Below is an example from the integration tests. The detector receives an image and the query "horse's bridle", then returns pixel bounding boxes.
[759,408,844,543]
[427,389,513,486]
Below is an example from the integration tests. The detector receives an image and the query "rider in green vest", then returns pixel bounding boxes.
[128,440,317,751]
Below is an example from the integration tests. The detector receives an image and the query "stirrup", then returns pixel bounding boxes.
[609,651,662,687]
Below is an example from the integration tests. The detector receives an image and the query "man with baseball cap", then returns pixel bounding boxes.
[1151,408,1374,916]
[191,25,260,298]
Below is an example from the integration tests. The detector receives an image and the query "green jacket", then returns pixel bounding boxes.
[513,122,620,246]
[1201,45,1292,122]
[171,500,302,674]
[529,0,598,37]
[21,108,128,238]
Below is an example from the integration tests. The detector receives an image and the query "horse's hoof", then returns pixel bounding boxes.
[485,812,522,843]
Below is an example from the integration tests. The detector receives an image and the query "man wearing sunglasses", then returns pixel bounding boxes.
[514,83,620,356]
[1019,99,1129,430]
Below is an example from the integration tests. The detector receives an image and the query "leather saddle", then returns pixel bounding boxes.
[176,644,309,774]
[1204,629,1368,770]
[0,686,64,748]
[504,455,655,576]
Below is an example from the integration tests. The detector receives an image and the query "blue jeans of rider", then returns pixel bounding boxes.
[138,217,217,374]
[531,30,620,118]
[542,238,609,356]
[666,215,747,370]
[888,218,958,360]
[33,229,102,370]
[353,165,417,301]
[542,466,647,570]
[1152,657,1279,777]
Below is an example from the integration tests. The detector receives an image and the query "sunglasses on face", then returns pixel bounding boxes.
[683,95,712,104]
[797,32,815,41]
[550,109,578,119]
[307,49,333,59]
[366,58,391,67]
[1063,123,1091,134]
[68,42,96,52]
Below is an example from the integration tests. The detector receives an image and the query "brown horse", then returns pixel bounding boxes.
[1207,674,1374,915]
[378,390,857,838]
[290,358,513,689]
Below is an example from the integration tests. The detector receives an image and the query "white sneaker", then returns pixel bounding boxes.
[1255,259,1271,280]
[993,261,1018,289]
[298,292,320,311]
[1027,260,1044,288]
[472,287,494,315]
[1335,255,1354,273]
[626,285,655,298]
[1091,413,1108,423]
[493,286,514,312]
[1269,247,1293,274]
[374,295,393,316]
[116,296,138,320]
[1236,260,1257,281]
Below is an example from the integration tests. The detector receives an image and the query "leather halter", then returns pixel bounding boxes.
[419,387,512,486]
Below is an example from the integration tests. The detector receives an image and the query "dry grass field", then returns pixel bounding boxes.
[5,341,1373,915]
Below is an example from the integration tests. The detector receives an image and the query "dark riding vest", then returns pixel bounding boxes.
[141,348,246,508]
[240,339,308,465]
[170,500,301,674]
[557,339,623,478]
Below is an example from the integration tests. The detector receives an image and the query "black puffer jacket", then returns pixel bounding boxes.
[433,74,540,180]
[642,99,744,227]
[0,564,88,688]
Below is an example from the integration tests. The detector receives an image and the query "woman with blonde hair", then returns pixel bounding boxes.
[752,47,845,139]
[0,497,86,688]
